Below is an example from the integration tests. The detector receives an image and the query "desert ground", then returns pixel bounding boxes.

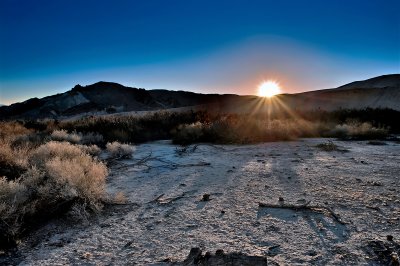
[3,138,399,265]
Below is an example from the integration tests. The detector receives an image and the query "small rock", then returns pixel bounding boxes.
[202,194,210,201]
[221,210,225,214]
[387,235,394,241]
[306,250,318,256]
[124,241,133,248]
[278,197,284,202]
[215,249,224,256]
[100,223,111,228]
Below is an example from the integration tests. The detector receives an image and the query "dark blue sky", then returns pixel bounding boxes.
[1,0,399,104]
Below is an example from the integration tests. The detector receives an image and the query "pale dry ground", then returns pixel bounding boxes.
[8,139,400,265]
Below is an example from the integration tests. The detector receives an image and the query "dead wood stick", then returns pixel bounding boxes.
[159,193,187,205]
[148,193,165,204]
[258,202,346,225]
[133,152,153,166]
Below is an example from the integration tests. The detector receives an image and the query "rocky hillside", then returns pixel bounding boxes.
[0,74,399,119]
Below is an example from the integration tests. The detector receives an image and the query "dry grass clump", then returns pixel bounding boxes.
[0,137,108,248]
[330,122,388,140]
[172,117,320,144]
[106,141,135,158]
[77,144,102,156]
[0,121,33,142]
[51,129,103,144]
[113,191,128,204]
[316,141,342,152]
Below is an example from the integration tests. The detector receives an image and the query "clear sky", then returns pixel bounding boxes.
[0,0,399,104]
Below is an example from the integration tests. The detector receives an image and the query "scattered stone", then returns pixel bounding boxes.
[81,252,92,259]
[267,245,281,257]
[215,249,224,256]
[306,250,318,256]
[202,194,210,201]
[177,247,268,265]
[100,223,111,228]
[364,238,400,265]
[124,241,133,248]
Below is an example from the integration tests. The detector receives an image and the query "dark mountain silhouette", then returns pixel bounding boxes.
[0,74,399,119]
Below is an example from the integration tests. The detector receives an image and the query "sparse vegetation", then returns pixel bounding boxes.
[51,129,104,144]
[316,141,343,152]
[106,141,135,158]
[0,107,397,248]
[329,121,388,140]
[0,123,108,249]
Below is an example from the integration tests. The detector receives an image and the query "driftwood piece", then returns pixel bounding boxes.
[258,201,346,225]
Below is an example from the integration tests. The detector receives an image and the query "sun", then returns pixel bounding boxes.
[258,81,281,98]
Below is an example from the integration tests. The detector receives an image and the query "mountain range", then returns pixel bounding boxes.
[0,74,399,119]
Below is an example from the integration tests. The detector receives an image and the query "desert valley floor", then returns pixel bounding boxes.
[5,139,400,265]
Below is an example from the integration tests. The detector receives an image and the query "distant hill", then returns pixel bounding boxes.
[279,74,400,112]
[0,74,399,119]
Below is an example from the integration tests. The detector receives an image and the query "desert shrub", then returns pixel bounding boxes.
[106,141,135,158]
[172,116,322,144]
[51,129,103,145]
[22,108,396,146]
[80,132,104,144]
[77,144,101,156]
[113,191,128,204]
[58,111,199,143]
[0,121,33,142]
[51,129,81,143]
[316,141,342,151]
[0,141,108,248]
[0,140,30,180]
[330,122,388,140]
[11,132,47,149]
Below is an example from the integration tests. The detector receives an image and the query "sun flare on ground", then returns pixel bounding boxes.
[258,81,281,98]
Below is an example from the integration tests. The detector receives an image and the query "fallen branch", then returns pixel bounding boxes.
[148,193,165,204]
[133,152,153,166]
[158,193,187,205]
[258,202,346,225]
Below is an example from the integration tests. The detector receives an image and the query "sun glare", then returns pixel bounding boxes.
[258,81,281,98]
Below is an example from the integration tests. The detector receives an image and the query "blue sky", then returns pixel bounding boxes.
[0,0,399,104]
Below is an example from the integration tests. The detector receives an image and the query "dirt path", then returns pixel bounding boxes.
[8,139,400,265]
